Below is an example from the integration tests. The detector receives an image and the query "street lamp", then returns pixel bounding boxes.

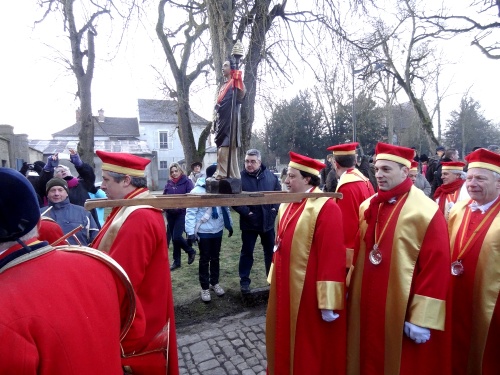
[351,61,385,143]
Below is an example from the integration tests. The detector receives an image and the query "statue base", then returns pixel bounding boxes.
[206,178,242,194]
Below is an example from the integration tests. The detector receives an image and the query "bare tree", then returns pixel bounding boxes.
[424,1,500,60]
[156,0,212,168]
[206,0,289,159]
[36,0,139,165]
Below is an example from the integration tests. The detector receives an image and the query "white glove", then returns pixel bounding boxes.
[321,309,339,322]
[404,321,431,344]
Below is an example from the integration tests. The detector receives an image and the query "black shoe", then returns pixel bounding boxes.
[170,263,181,271]
[188,251,196,265]
[240,285,251,294]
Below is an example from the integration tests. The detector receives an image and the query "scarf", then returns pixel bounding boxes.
[170,176,181,184]
[64,176,79,189]
[433,179,464,213]
[363,178,413,248]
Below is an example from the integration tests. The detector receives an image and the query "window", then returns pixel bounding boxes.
[160,160,168,169]
[159,131,169,149]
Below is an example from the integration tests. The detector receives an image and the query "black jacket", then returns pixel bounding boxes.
[233,164,281,232]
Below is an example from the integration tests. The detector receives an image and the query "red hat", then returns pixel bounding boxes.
[327,142,358,155]
[409,161,419,171]
[375,142,414,168]
[441,161,465,172]
[96,150,151,177]
[465,148,500,174]
[288,151,325,176]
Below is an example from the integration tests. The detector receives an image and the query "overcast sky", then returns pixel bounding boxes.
[0,1,498,141]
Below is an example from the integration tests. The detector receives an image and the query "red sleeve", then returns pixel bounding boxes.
[0,323,38,374]
[337,184,362,250]
[412,211,451,301]
[108,209,163,291]
[314,200,346,284]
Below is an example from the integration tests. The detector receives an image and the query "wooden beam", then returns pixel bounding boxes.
[84,191,343,211]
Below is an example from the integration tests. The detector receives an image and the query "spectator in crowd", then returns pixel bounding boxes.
[185,164,233,302]
[39,149,100,227]
[280,167,288,191]
[188,161,205,184]
[163,162,196,271]
[487,144,500,154]
[426,146,446,188]
[41,178,99,246]
[19,160,46,206]
[88,187,107,227]
[266,151,346,374]
[419,153,429,176]
[347,142,451,375]
[409,161,431,196]
[448,148,500,374]
[92,150,179,374]
[320,154,333,190]
[233,149,281,294]
[0,167,144,374]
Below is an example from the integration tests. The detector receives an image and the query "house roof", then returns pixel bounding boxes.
[29,139,152,155]
[52,117,139,138]
[138,99,208,124]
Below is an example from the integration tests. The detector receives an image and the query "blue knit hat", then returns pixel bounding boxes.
[0,168,40,242]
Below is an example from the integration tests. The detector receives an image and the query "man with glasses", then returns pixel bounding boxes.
[233,149,281,294]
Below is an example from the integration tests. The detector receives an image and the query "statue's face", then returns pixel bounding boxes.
[222,61,231,77]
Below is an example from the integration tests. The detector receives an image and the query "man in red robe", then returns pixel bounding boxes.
[347,142,451,375]
[434,161,469,220]
[0,168,144,374]
[448,148,500,375]
[92,151,179,375]
[266,151,346,375]
[327,142,374,276]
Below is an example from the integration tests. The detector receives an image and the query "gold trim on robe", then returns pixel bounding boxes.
[449,200,500,374]
[96,191,156,253]
[316,281,344,310]
[348,186,440,375]
[336,169,370,191]
[408,294,446,330]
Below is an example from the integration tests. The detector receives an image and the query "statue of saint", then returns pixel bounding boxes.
[212,59,246,180]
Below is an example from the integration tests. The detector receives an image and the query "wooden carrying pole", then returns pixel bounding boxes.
[85,191,343,211]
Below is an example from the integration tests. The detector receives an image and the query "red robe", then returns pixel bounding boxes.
[348,186,451,375]
[92,188,179,375]
[0,240,144,374]
[448,198,500,375]
[336,168,375,265]
[266,188,346,375]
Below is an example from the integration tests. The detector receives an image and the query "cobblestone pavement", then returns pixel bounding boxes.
[176,306,267,375]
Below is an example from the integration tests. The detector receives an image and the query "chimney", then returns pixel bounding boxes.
[98,108,105,123]
[75,108,81,123]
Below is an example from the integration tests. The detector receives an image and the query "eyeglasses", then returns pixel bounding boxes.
[244,159,259,165]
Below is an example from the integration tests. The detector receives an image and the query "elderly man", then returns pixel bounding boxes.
[0,168,144,374]
[433,161,469,220]
[232,148,281,294]
[409,161,431,196]
[91,151,178,375]
[448,148,500,374]
[41,177,98,246]
[347,142,451,375]
[327,142,374,271]
[266,151,346,375]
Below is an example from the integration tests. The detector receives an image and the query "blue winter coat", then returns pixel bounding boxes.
[233,164,281,232]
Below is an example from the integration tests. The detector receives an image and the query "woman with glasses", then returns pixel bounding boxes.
[163,162,196,270]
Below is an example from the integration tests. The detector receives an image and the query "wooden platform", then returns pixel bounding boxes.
[84,191,343,210]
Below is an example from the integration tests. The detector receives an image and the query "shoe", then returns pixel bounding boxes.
[188,251,196,265]
[240,285,251,295]
[210,283,225,297]
[170,263,181,271]
[201,289,211,302]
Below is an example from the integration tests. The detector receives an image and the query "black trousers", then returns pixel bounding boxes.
[198,236,223,290]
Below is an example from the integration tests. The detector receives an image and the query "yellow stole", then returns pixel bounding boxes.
[336,168,370,191]
[348,186,443,375]
[96,190,157,253]
[448,200,500,373]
